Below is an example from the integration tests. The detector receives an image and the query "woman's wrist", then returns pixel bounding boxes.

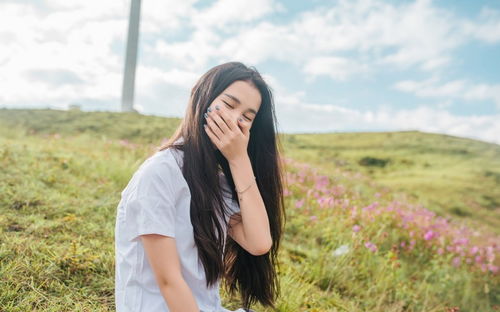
[228,153,250,168]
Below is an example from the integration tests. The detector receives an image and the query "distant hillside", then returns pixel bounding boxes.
[0,107,181,144]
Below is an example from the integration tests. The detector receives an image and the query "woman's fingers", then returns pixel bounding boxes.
[205,114,223,140]
[208,106,232,135]
[237,117,250,137]
[204,123,221,147]
[215,105,236,132]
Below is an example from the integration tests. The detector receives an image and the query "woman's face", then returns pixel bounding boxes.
[206,80,262,148]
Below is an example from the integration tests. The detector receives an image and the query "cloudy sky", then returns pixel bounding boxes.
[1,0,499,144]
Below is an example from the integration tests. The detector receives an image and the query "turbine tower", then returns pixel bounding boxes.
[121,0,141,113]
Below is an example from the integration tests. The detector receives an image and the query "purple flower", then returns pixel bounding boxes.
[315,176,329,189]
[352,225,361,233]
[424,230,435,241]
[488,264,498,274]
[364,241,378,253]
[453,237,469,245]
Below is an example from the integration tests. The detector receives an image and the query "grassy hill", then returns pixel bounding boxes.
[0,108,498,311]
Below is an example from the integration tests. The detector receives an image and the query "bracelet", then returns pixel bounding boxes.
[236,176,256,195]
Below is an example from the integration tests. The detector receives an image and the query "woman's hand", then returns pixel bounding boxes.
[203,104,251,163]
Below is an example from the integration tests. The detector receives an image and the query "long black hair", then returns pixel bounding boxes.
[158,61,286,310]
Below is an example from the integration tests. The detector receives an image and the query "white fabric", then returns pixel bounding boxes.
[115,137,245,312]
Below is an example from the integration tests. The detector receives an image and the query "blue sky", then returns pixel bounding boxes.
[1,0,499,144]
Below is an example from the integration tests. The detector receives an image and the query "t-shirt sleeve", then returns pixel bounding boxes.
[224,191,241,216]
[230,197,241,215]
[220,175,241,217]
[123,155,178,242]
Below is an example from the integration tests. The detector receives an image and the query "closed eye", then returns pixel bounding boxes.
[223,100,252,121]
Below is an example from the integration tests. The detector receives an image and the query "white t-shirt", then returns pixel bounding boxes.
[114,138,246,312]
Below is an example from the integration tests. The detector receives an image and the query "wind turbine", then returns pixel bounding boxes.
[121,0,141,113]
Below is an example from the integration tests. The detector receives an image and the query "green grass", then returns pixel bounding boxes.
[0,108,498,311]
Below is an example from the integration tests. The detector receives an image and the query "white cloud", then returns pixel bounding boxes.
[198,0,500,78]
[303,56,370,81]
[134,65,200,115]
[0,2,128,108]
[264,71,500,144]
[0,0,200,109]
[152,27,223,71]
[462,7,500,43]
[203,0,464,76]
[140,0,198,33]
[190,0,284,29]
[144,0,288,70]
[292,0,468,74]
[394,78,500,109]
[277,100,500,145]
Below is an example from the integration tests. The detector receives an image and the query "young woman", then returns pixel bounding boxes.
[115,62,286,312]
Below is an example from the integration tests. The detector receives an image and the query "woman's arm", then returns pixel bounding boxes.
[159,277,199,312]
[228,155,273,255]
[203,102,272,255]
[141,234,200,312]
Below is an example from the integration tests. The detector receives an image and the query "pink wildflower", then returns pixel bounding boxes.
[364,241,378,253]
[486,246,495,262]
[352,225,361,233]
[453,237,469,245]
[408,240,416,251]
[469,246,479,255]
[315,176,329,189]
[424,230,436,241]
[488,264,498,274]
